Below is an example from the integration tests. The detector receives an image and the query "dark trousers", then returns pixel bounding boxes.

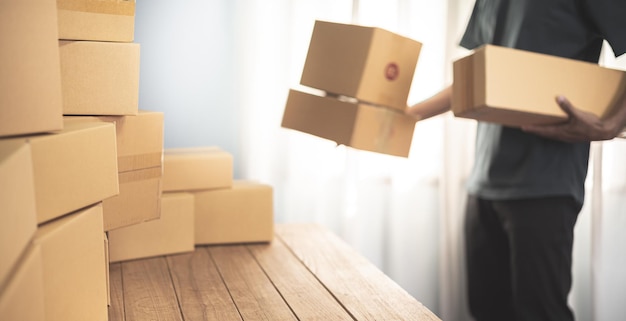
[464,195,581,321]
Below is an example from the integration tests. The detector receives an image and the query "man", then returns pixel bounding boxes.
[406,0,626,320]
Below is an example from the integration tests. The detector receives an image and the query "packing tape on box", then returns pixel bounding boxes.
[57,0,135,16]
[118,152,163,173]
[374,110,396,152]
[118,166,162,184]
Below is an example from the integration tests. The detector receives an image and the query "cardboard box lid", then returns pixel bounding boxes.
[57,0,136,42]
[0,244,45,321]
[10,121,120,224]
[64,111,165,172]
[162,146,234,192]
[300,20,422,111]
[0,141,37,286]
[282,89,416,157]
[0,0,63,137]
[33,203,108,321]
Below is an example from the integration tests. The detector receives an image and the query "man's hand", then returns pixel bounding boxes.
[522,96,618,142]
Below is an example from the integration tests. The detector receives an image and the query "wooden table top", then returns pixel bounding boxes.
[108,223,441,321]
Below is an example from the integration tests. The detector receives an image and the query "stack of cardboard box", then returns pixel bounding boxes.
[108,147,274,263]
[282,20,423,157]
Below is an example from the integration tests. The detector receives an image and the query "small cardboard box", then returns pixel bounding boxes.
[65,112,165,230]
[60,40,140,116]
[57,0,136,42]
[163,147,233,192]
[33,203,108,321]
[108,192,195,262]
[0,245,45,321]
[300,20,422,111]
[0,0,63,137]
[452,44,626,127]
[194,181,273,245]
[4,121,119,224]
[282,89,416,157]
[0,141,37,286]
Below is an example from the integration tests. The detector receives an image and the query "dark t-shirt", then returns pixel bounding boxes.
[460,0,626,204]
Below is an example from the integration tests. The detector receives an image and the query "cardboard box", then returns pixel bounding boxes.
[64,112,165,230]
[57,0,136,42]
[452,44,626,127]
[300,20,422,111]
[0,0,63,137]
[32,203,108,321]
[0,141,38,286]
[163,147,233,192]
[0,245,45,321]
[104,233,110,306]
[282,89,416,157]
[4,121,119,224]
[109,192,195,262]
[194,181,273,245]
[60,40,140,115]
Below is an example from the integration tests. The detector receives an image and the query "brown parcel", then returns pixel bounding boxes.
[60,40,140,116]
[452,44,626,127]
[0,141,37,286]
[0,245,45,321]
[163,147,233,192]
[0,0,62,137]
[108,192,195,263]
[64,112,164,230]
[282,89,416,158]
[4,121,119,224]
[300,20,422,112]
[32,203,108,321]
[195,181,273,245]
[57,0,136,42]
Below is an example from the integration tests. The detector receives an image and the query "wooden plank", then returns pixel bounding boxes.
[166,249,242,321]
[248,240,354,320]
[207,245,297,320]
[122,257,183,321]
[276,223,441,321]
[108,263,124,321]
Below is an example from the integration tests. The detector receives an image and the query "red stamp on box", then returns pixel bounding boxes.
[385,62,399,81]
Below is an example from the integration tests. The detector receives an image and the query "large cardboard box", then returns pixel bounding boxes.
[4,121,119,224]
[194,181,273,245]
[109,192,195,262]
[282,89,416,157]
[65,112,164,230]
[452,44,626,127]
[57,0,136,42]
[300,20,422,111]
[0,0,63,137]
[60,40,140,115]
[32,203,108,321]
[0,141,37,286]
[0,245,45,321]
[163,147,233,192]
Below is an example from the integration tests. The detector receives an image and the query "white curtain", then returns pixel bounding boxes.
[231,1,626,320]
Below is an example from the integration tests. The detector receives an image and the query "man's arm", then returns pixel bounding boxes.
[522,91,626,142]
[405,86,453,120]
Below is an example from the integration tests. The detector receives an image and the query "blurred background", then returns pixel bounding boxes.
[135,1,626,320]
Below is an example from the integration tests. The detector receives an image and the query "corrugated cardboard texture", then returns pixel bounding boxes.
[19,121,119,224]
[0,0,63,137]
[452,44,626,127]
[33,203,108,321]
[59,40,140,116]
[57,0,135,42]
[103,167,162,231]
[195,181,274,245]
[108,192,195,262]
[0,245,45,321]
[300,20,421,111]
[163,147,233,192]
[64,111,165,172]
[282,89,415,157]
[0,141,37,286]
